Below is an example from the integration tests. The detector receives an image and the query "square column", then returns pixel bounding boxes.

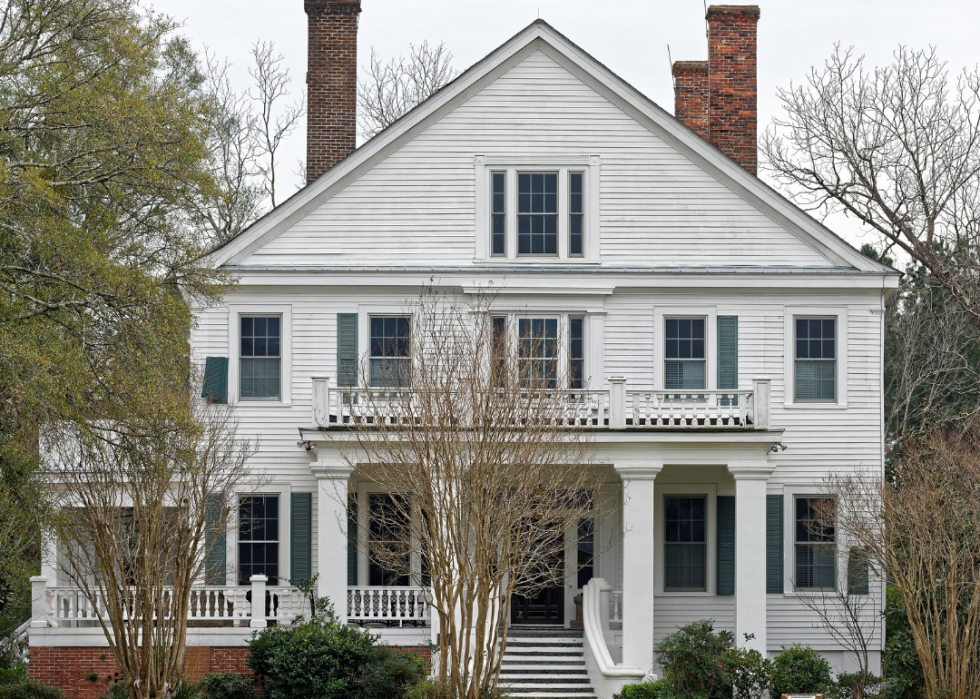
[614,462,662,673]
[728,463,775,654]
[312,458,353,622]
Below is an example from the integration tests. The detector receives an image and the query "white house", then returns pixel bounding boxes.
[29,4,898,698]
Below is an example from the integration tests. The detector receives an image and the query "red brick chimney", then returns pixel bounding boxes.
[304,0,361,183]
[672,5,760,175]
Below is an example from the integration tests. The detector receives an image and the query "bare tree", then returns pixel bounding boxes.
[762,46,980,328]
[822,421,980,699]
[249,41,305,209]
[51,396,256,699]
[358,41,458,140]
[339,289,604,699]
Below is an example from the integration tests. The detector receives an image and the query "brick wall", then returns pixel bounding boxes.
[671,5,760,175]
[29,647,252,699]
[304,0,361,182]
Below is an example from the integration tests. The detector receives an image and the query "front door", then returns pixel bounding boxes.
[511,586,564,624]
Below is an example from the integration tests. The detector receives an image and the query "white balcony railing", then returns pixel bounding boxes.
[312,376,771,431]
[347,586,430,627]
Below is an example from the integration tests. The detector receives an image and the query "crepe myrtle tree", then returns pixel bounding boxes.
[50,393,257,699]
[336,289,606,699]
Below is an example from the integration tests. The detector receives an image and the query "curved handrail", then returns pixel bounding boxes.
[582,578,644,678]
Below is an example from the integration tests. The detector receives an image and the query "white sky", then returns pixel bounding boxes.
[151,0,980,251]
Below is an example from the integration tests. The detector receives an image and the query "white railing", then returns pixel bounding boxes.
[31,575,307,629]
[582,579,645,699]
[347,586,430,627]
[609,589,623,631]
[312,376,771,431]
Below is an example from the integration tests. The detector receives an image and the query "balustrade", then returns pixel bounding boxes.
[347,586,430,627]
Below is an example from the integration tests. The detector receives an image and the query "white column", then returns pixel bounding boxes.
[729,463,775,654]
[249,574,268,628]
[614,462,662,672]
[312,458,353,622]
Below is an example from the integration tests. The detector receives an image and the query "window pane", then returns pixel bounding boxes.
[518,172,558,256]
[665,543,706,590]
[240,358,281,399]
[241,315,281,358]
[795,360,835,401]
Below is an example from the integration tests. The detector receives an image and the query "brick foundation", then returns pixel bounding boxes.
[29,647,252,699]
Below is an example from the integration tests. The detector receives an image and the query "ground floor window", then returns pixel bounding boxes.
[368,493,411,586]
[238,495,279,585]
[664,496,706,591]
[795,496,836,589]
[577,519,594,589]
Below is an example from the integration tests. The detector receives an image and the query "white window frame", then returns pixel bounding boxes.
[228,304,292,405]
[366,314,412,388]
[783,307,848,408]
[779,484,844,596]
[654,483,718,596]
[491,312,596,389]
[233,484,292,587]
[475,155,601,262]
[653,307,718,391]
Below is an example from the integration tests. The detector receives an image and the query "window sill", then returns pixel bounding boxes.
[655,591,714,597]
[781,402,848,410]
[235,399,292,407]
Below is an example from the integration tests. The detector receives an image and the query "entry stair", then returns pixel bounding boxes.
[499,627,596,699]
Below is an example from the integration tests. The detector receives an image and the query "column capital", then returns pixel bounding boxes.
[311,458,353,480]
[727,462,775,480]
[614,462,663,480]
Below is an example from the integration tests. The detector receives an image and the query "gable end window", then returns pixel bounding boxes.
[518,173,558,255]
[795,496,836,590]
[491,172,507,256]
[240,316,281,400]
[665,318,706,390]
[370,316,411,388]
[795,318,836,402]
[569,172,584,256]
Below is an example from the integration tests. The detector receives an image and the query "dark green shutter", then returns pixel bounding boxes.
[716,496,735,596]
[291,493,312,583]
[847,547,870,595]
[201,357,228,404]
[204,494,226,585]
[337,313,358,387]
[717,316,738,408]
[767,494,784,593]
[347,494,358,586]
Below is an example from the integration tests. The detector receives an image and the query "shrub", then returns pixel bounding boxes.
[405,679,456,699]
[724,646,771,699]
[830,672,885,699]
[0,680,64,699]
[356,646,426,699]
[614,679,668,699]
[655,619,734,699]
[99,682,128,699]
[882,587,924,699]
[769,645,832,697]
[169,681,199,699]
[247,599,379,699]
[197,674,255,699]
[0,668,28,687]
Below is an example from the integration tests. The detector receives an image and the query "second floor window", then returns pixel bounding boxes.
[238,494,279,585]
[569,316,584,389]
[370,317,410,388]
[518,173,558,255]
[240,316,281,400]
[665,318,706,390]
[519,318,558,388]
[665,496,706,591]
[795,318,836,402]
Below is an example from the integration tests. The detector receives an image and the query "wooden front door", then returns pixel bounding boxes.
[511,586,564,624]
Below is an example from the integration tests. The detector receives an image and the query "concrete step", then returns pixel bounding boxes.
[501,669,589,676]
[501,677,592,685]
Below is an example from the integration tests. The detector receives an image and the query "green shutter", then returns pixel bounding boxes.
[291,493,313,583]
[716,496,735,596]
[347,494,358,586]
[767,494,784,593]
[201,357,228,404]
[717,316,738,389]
[847,547,870,595]
[204,494,226,585]
[337,313,358,387]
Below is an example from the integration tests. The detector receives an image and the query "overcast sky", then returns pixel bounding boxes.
[152,0,980,249]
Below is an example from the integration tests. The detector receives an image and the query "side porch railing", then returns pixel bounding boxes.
[347,586,430,627]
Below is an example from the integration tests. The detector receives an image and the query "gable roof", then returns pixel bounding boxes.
[209,20,894,275]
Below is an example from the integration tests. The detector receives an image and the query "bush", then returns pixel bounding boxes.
[769,645,832,698]
[169,681,199,699]
[357,646,426,699]
[724,646,771,699]
[0,668,28,687]
[830,671,885,699]
[882,587,924,699]
[0,680,64,699]
[197,674,255,699]
[99,682,128,699]
[656,619,733,699]
[614,680,668,699]
[406,680,456,699]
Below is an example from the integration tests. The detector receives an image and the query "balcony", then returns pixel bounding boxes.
[311,377,772,431]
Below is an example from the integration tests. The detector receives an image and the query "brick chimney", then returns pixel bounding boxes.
[305,0,361,183]
[672,5,760,175]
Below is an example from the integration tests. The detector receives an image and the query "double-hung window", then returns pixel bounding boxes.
[569,172,584,257]
[518,173,558,255]
[569,316,585,389]
[368,494,410,587]
[664,496,706,591]
[491,172,507,256]
[370,316,410,388]
[795,318,836,401]
[238,495,279,585]
[795,497,836,590]
[518,318,558,388]
[665,318,706,390]
[240,316,281,400]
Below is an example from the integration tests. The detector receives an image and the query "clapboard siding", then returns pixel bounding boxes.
[245,51,830,268]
